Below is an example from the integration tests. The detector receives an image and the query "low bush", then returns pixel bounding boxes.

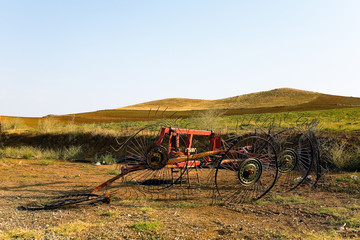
[328,142,360,171]
[190,109,225,132]
[38,118,60,133]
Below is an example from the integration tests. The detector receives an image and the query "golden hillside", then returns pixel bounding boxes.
[120,88,321,110]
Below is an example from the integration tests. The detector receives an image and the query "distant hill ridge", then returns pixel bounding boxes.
[120,88,323,111]
[3,88,360,127]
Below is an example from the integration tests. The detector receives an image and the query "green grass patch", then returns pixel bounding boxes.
[254,200,267,206]
[51,220,93,237]
[319,206,360,228]
[22,152,35,159]
[129,220,161,232]
[108,169,121,175]
[333,175,360,184]
[1,228,44,239]
[99,210,118,217]
[138,207,153,213]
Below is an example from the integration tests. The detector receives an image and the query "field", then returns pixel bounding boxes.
[0,158,359,239]
[2,107,360,135]
[1,88,360,239]
[2,88,360,130]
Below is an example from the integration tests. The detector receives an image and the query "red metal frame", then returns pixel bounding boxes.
[157,127,221,152]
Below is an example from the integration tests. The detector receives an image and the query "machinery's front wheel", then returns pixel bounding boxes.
[121,124,189,193]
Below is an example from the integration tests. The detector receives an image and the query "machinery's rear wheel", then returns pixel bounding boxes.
[215,136,278,204]
[275,132,314,191]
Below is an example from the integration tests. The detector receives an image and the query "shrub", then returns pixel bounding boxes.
[38,118,60,133]
[328,142,360,171]
[60,146,83,160]
[191,109,225,132]
[22,152,35,159]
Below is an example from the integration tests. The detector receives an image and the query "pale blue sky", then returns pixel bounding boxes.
[1,0,360,117]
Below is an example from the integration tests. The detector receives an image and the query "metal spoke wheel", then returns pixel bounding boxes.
[275,132,314,191]
[120,124,189,194]
[215,136,278,204]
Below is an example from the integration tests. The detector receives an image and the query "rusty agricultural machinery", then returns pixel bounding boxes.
[20,123,318,210]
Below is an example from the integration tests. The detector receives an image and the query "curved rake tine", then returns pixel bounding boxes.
[111,138,126,152]
[169,111,178,119]
[111,126,152,152]
[294,113,305,128]
[161,107,168,119]
[154,106,160,117]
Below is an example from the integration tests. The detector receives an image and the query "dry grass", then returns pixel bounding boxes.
[0,118,27,132]
[326,142,360,171]
[0,146,83,161]
[50,220,93,237]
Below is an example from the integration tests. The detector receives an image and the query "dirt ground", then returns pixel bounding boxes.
[0,158,359,240]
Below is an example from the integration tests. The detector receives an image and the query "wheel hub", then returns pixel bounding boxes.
[146,145,169,170]
[278,149,297,173]
[238,158,262,186]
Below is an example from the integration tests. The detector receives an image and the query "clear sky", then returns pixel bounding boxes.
[1,0,360,117]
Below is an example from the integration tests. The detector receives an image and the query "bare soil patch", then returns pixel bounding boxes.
[0,158,359,239]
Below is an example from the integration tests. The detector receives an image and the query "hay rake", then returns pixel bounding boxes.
[20,121,321,210]
[92,124,278,203]
[19,124,279,210]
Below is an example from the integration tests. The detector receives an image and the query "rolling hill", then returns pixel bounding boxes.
[2,88,360,127]
[120,88,321,110]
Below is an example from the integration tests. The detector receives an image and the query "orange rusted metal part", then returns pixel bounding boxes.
[91,164,146,194]
[167,150,223,164]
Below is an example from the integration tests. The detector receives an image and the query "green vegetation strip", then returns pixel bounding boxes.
[129,220,161,232]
